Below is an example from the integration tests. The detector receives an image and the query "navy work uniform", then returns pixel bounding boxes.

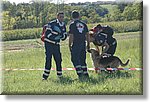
[42,19,67,80]
[69,20,89,77]
[101,25,117,56]
[93,31,117,56]
[106,37,117,56]
[101,25,114,37]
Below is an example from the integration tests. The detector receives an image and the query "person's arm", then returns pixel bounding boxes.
[86,32,90,50]
[68,23,74,52]
[61,24,67,41]
[95,45,100,53]
[69,34,73,52]
[101,41,109,54]
[85,24,90,51]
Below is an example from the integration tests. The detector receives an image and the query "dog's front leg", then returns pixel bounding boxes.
[96,67,103,74]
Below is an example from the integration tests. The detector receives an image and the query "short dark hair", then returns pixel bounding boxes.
[57,12,64,16]
[96,24,102,29]
[72,10,79,19]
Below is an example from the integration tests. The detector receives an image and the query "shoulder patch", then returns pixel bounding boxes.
[76,22,84,33]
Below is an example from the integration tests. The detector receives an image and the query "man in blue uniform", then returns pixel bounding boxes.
[89,24,117,57]
[42,12,67,80]
[69,11,90,79]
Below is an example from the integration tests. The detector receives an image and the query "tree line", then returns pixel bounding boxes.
[2,0,142,30]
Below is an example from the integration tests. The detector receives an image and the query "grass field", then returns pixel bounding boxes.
[1,32,143,95]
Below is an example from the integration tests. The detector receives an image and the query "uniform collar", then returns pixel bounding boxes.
[73,19,80,22]
[56,19,64,26]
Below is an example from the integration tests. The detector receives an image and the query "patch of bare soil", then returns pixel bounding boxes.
[3,41,43,52]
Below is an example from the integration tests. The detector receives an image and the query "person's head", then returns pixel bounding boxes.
[96,24,102,29]
[71,10,80,19]
[92,24,102,33]
[57,12,64,22]
[96,24,102,31]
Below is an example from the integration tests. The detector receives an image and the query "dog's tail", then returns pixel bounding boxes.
[120,58,130,67]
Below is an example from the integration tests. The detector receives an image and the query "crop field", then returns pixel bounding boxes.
[1,31,143,95]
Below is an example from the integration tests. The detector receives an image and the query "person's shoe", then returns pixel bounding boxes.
[78,74,89,81]
[78,73,83,76]
[57,75,63,78]
[42,78,47,81]
[83,73,90,81]
[84,73,89,78]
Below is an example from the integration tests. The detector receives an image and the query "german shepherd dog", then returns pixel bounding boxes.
[88,49,130,73]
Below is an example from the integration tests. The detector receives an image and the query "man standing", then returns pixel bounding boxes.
[68,11,90,79]
[42,12,67,80]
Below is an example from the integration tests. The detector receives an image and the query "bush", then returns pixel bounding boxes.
[88,20,142,33]
[1,20,142,41]
[1,28,42,41]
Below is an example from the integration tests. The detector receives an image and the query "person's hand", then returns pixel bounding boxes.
[86,44,91,53]
[86,44,90,50]
[101,53,111,58]
[69,45,72,52]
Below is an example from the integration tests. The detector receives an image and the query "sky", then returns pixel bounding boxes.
[4,0,116,4]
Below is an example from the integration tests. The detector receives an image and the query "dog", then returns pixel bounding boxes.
[88,49,130,73]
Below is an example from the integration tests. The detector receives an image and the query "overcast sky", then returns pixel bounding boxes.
[4,0,116,4]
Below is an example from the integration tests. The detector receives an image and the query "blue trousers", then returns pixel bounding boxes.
[43,42,62,79]
[71,42,88,76]
[106,38,117,56]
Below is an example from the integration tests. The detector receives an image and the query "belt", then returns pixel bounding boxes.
[44,38,60,45]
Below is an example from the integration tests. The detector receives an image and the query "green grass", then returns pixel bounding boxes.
[3,70,142,95]
[3,32,142,69]
[2,32,143,95]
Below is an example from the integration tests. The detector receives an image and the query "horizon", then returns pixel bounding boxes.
[3,0,116,4]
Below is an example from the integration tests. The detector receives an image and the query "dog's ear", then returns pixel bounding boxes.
[87,49,91,53]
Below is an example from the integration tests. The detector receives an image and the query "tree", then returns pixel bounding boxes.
[1,0,142,30]
[133,2,143,20]
[123,4,137,21]
[2,11,16,30]
[110,6,123,21]
[81,16,89,23]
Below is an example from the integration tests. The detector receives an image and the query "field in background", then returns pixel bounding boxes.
[1,32,143,95]
[3,31,142,69]
[1,20,142,41]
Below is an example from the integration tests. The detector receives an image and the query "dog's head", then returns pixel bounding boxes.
[88,48,100,56]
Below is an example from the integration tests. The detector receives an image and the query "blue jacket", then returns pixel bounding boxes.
[44,19,67,44]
